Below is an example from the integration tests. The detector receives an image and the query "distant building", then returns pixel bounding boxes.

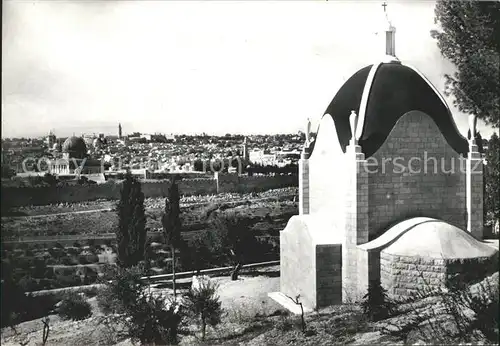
[249,149,277,166]
[92,137,105,150]
[50,158,71,175]
[45,131,57,148]
[165,133,176,142]
[62,136,87,160]
[117,138,129,146]
[48,136,104,175]
[242,137,249,162]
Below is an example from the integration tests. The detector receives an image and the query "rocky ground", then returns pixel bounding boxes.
[2,271,497,346]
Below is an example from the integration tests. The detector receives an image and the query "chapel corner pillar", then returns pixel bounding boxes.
[346,143,369,245]
[466,142,483,239]
[343,142,369,303]
[299,148,310,215]
[354,144,369,245]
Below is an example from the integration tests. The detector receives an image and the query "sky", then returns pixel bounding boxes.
[1,0,497,139]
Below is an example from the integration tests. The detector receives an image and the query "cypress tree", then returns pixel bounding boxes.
[162,177,182,297]
[116,171,147,268]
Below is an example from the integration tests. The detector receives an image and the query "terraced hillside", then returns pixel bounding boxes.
[1,188,297,291]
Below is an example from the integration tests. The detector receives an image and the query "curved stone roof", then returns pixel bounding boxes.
[319,61,469,157]
[360,217,498,259]
[62,136,87,159]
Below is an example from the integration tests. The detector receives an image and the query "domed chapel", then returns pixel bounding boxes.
[269,4,498,311]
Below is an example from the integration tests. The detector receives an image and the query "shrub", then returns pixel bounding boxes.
[82,267,99,285]
[96,285,119,315]
[187,232,222,271]
[18,275,39,292]
[48,247,65,259]
[67,247,80,256]
[88,245,100,255]
[361,280,395,322]
[97,265,146,315]
[78,255,90,265]
[60,256,73,266]
[32,257,48,279]
[56,274,82,287]
[43,268,55,279]
[78,254,99,265]
[126,293,183,345]
[17,257,34,271]
[97,265,183,344]
[57,292,92,321]
[1,279,28,327]
[183,278,222,340]
[1,278,59,328]
[207,211,257,280]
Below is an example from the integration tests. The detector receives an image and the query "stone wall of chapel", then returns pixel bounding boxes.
[367,111,467,237]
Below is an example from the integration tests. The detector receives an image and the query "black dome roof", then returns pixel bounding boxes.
[319,61,468,157]
[62,136,87,159]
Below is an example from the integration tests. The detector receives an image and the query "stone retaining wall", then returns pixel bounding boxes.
[380,251,499,299]
[2,174,297,207]
[381,252,447,298]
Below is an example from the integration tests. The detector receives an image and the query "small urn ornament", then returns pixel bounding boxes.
[349,110,358,144]
[468,114,477,144]
[305,118,311,147]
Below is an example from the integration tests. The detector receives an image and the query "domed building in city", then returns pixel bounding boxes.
[50,135,105,176]
[62,136,88,159]
[51,140,62,152]
[93,137,105,151]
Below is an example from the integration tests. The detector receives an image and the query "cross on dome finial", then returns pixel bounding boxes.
[380,1,396,58]
[382,1,392,27]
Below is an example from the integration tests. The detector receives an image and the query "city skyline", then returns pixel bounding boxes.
[2,0,498,139]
